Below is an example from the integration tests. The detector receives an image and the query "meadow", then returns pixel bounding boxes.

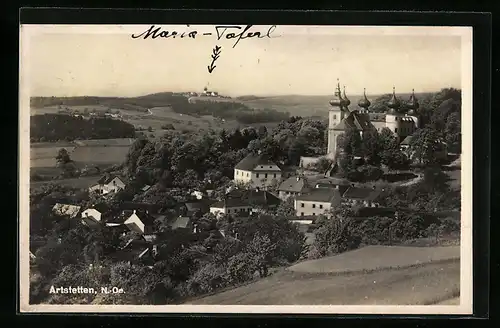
[188,246,460,305]
[30,138,133,185]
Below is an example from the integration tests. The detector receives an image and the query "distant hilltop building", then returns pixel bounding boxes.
[202,86,219,97]
[327,79,421,160]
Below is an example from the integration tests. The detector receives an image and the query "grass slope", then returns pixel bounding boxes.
[188,246,460,305]
[288,245,460,274]
[189,260,460,306]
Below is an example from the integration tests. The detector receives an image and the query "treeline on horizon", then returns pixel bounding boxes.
[30,93,290,124]
[30,114,136,142]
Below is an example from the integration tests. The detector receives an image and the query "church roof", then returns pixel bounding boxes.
[332,112,373,131]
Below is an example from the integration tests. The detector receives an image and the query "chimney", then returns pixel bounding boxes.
[296,176,300,181]
[133,209,136,214]
[351,183,355,187]
[372,185,376,190]
[255,187,260,192]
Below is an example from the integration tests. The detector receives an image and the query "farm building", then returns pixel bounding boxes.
[89,175,126,195]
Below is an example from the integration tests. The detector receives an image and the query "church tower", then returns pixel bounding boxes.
[384,87,405,139]
[358,88,371,114]
[406,89,420,129]
[327,79,349,158]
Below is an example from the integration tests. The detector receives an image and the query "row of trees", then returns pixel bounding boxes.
[309,205,460,259]
[31,114,136,142]
[122,117,327,190]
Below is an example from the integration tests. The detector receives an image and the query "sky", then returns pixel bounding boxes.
[23,25,467,97]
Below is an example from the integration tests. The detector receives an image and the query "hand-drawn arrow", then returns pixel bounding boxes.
[208,45,222,73]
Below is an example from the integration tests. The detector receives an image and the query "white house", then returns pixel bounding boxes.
[294,188,342,217]
[209,189,281,218]
[233,153,282,188]
[89,175,126,195]
[123,210,156,235]
[80,203,109,227]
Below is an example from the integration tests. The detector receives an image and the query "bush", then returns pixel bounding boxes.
[161,124,175,130]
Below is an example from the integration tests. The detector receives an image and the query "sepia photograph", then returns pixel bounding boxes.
[19,23,473,314]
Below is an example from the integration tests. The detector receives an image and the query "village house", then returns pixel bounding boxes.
[314,177,352,195]
[104,209,156,235]
[113,237,156,266]
[52,203,81,219]
[123,210,156,235]
[341,186,382,208]
[277,176,310,200]
[80,203,109,227]
[88,175,126,195]
[233,152,282,188]
[294,188,342,217]
[210,188,281,218]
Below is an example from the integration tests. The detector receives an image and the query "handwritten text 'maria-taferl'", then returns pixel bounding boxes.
[131,25,278,48]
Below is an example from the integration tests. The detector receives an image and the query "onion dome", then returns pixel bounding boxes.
[406,89,419,115]
[358,88,371,110]
[387,87,401,114]
[342,86,351,108]
[329,79,344,107]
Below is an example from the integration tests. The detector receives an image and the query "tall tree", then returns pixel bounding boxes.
[409,127,443,165]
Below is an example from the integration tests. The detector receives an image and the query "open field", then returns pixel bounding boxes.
[30,176,101,189]
[30,138,131,180]
[188,260,460,305]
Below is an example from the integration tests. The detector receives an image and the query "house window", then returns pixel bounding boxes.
[269,166,272,168]
[333,114,336,119]
[301,203,304,208]
[273,174,276,178]
[395,128,398,133]
[313,213,316,216]
[320,204,323,209]
[312,204,316,208]
[236,171,239,176]
[301,212,304,216]
[256,173,260,178]
[265,173,268,178]
[261,166,264,168]
[246,173,249,177]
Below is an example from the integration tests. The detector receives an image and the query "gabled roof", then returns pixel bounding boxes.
[184,200,210,213]
[295,188,342,203]
[211,189,280,208]
[52,203,81,218]
[333,112,373,131]
[83,203,109,214]
[315,178,351,186]
[234,153,279,171]
[342,187,381,201]
[169,216,191,229]
[401,135,413,145]
[120,202,161,213]
[278,176,309,193]
[97,175,123,185]
[126,210,156,226]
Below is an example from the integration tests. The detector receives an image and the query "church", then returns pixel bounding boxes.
[326,79,421,160]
